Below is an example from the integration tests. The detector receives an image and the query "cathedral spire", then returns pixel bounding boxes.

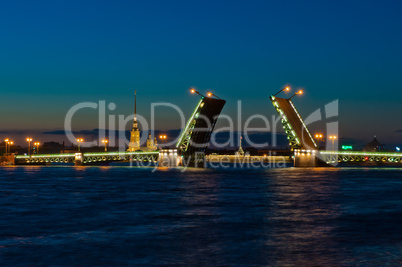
[134,90,137,121]
[128,90,140,151]
[133,91,138,130]
[237,135,244,156]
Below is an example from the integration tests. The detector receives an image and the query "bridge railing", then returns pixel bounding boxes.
[15,153,76,159]
[82,151,159,157]
[319,150,402,164]
[320,151,402,157]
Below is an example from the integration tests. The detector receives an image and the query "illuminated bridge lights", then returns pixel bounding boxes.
[270,95,314,149]
[319,151,402,157]
[294,149,402,165]
[288,100,317,148]
[15,151,161,165]
[317,150,402,164]
[294,149,317,154]
[83,151,159,157]
[81,151,159,164]
[16,151,159,159]
[15,153,76,159]
[176,98,203,149]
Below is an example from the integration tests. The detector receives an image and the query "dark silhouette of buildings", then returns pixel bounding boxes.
[363,136,386,152]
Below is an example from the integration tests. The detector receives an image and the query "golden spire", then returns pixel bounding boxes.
[133,90,138,130]
[134,90,137,121]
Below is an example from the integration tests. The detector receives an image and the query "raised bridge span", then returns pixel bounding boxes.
[270,95,402,167]
[7,92,400,167]
[270,95,318,151]
[12,95,226,167]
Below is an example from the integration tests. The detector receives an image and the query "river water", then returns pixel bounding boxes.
[0,166,401,266]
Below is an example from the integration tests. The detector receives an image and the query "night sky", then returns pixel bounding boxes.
[1,0,402,147]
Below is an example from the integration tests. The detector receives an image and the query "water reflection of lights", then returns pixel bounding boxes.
[264,169,341,266]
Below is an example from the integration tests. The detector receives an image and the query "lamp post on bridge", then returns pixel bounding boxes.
[159,134,167,148]
[26,138,32,156]
[5,140,13,155]
[273,86,291,96]
[34,142,40,154]
[4,138,9,154]
[190,88,204,97]
[8,141,13,154]
[329,135,337,150]
[289,89,304,100]
[315,134,324,150]
[102,139,108,152]
[206,91,222,100]
[77,138,84,152]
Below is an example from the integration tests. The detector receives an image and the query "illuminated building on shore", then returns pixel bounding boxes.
[127,91,158,152]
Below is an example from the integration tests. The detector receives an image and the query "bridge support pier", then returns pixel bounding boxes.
[75,153,83,166]
[158,149,181,167]
[294,149,318,167]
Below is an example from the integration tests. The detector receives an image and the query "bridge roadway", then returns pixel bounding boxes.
[14,151,160,165]
[7,149,402,166]
[295,149,402,166]
[13,151,292,166]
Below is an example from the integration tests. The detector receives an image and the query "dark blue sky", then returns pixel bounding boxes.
[1,0,402,146]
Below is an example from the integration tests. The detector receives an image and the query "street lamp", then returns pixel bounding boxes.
[102,139,108,152]
[26,138,32,156]
[206,91,222,100]
[4,138,9,154]
[289,89,304,100]
[77,138,84,152]
[315,134,323,150]
[273,86,291,96]
[329,135,337,150]
[190,88,204,97]
[34,142,40,154]
[8,141,13,154]
[159,134,167,147]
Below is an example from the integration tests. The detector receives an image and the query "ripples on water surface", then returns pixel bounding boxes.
[0,166,401,266]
